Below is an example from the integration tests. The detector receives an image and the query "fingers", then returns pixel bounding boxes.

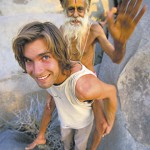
[25,138,46,150]
[129,0,143,19]
[119,0,146,21]
[25,142,37,150]
[101,125,111,138]
[126,0,147,25]
[126,0,137,14]
[96,127,110,138]
[102,134,106,138]
[119,0,129,14]
[133,5,147,25]
[116,0,146,27]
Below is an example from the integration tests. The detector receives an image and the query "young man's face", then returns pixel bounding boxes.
[23,38,62,89]
[66,0,87,25]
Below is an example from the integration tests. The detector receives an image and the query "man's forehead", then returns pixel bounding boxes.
[66,0,86,6]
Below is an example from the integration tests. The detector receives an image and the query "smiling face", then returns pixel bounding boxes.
[23,38,65,89]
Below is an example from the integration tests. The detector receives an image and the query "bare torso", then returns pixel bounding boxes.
[61,21,111,72]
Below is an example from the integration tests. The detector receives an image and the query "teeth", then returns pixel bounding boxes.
[38,75,49,80]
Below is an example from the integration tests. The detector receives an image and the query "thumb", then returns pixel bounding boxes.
[107,7,117,28]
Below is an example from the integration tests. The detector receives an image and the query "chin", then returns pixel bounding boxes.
[37,83,52,89]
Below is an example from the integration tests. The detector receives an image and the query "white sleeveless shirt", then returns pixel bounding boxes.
[47,64,95,129]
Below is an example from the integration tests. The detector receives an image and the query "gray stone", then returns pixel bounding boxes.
[0,0,63,16]
[0,129,29,150]
[117,43,150,146]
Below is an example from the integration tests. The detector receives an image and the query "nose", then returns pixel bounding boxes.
[73,9,79,18]
[33,61,43,76]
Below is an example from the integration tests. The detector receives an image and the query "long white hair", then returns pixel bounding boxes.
[63,12,90,57]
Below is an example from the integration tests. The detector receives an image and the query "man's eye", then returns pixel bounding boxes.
[67,7,75,13]
[42,55,50,60]
[24,58,31,63]
[77,7,84,12]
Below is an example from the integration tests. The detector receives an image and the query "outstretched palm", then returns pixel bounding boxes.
[107,0,147,44]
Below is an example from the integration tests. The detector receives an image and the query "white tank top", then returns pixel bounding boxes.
[47,64,95,129]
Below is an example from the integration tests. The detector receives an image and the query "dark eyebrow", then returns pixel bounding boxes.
[23,56,31,61]
[23,52,51,60]
[67,6,75,10]
[38,52,51,57]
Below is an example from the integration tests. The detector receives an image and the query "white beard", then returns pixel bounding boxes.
[63,13,89,56]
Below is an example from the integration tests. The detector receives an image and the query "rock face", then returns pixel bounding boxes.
[118,43,150,146]
[0,0,150,150]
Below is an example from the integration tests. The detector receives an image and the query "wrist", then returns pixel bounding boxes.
[114,40,126,51]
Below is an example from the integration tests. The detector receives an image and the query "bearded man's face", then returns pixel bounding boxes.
[63,0,89,52]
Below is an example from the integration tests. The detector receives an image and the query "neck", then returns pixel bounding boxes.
[54,62,81,86]
[54,69,71,86]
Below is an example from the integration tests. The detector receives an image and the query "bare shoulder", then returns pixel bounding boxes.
[90,21,105,37]
[75,73,117,101]
[75,74,98,100]
[70,62,82,74]
[90,21,103,32]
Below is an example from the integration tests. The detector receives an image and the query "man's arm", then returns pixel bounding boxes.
[76,74,117,130]
[25,93,56,150]
[95,0,146,64]
[39,94,56,133]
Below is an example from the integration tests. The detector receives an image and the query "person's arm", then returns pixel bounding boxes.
[95,0,146,64]
[25,93,55,150]
[75,74,117,131]
[39,94,56,134]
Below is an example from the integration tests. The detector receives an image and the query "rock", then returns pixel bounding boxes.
[117,43,150,146]
[0,129,30,150]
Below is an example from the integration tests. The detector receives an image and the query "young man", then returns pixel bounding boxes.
[12,21,117,150]
[24,0,147,149]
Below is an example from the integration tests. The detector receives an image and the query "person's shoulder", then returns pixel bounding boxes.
[70,61,82,74]
[90,20,103,32]
[75,73,97,100]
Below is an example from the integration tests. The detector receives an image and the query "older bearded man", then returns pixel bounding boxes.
[63,9,89,59]
[25,0,146,150]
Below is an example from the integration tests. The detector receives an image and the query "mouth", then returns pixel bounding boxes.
[71,20,81,25]
[37,74,50,80]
